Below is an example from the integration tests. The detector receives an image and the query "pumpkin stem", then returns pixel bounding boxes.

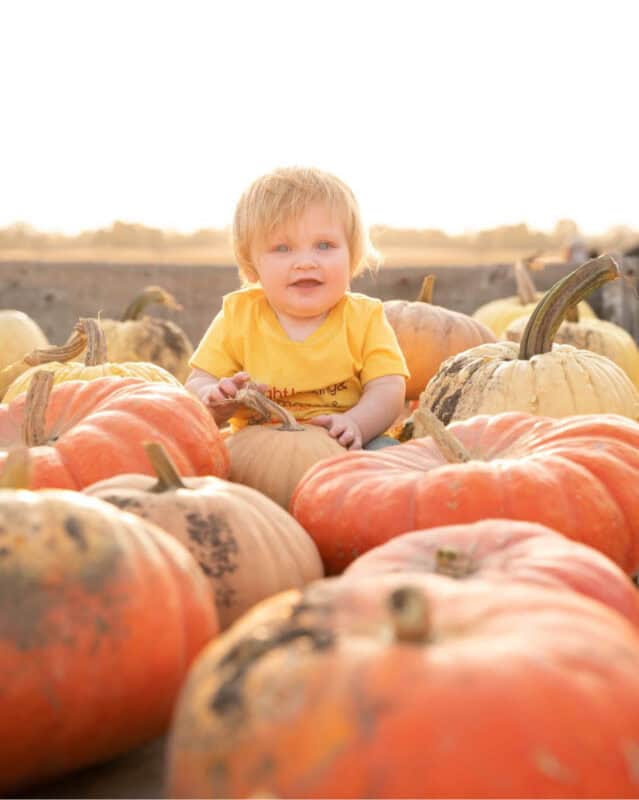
[435,547,474,578]
[21,370,54,447]
[0,448,32,489]
[409,406,471,462]
[388,586,430,643]
[234,386,305,431]
[76,318,109,366]
[0,325,88,400]
[143,442,187,492]
[513,259,538,305]
[518,254,620,360]
[121,286,182,321]
[417,275,435,304]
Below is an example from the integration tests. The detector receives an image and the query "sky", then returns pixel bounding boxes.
[2,0,638,236]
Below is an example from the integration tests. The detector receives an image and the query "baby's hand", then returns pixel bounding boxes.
[309,414,362,450]
[203,372,268,409]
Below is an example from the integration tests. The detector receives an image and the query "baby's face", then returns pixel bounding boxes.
[253,203,350,323]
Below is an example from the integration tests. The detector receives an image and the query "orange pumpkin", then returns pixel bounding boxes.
[0,371,229,489]
[0,451,218,793]
[166,576,639,799]
[383,275,496,399]
[345,518,639,627]
[291,409,639,575]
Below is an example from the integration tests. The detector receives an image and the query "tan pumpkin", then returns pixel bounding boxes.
[3,317,181,401]
[383,275,496,400]
[472,258,595,338]
[84,442,324,629]
[412,255,639,426]
[505,311,639,387]
[226,388,344,509]
[83,286,194,382]
[0,309,49,370]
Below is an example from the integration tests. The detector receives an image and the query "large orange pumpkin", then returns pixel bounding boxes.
[0,371,229,489]
[290,409,639,575]
[166,575,639,799]
[0,453,218,793]
[345,518,639,627]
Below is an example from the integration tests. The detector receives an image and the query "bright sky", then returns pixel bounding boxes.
[2,0,638,236]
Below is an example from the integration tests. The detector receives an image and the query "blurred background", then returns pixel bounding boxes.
[2,0,638,269]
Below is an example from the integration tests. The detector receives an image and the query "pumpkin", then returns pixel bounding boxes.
[0,371,229,489]
[84,442,323,629]
[0,322,87,400]
[383,275,497,400]
[165,576,639,799]
[83,285,194,382]
[345,518,639,627]
[290,408,639,574]
[505,312,639,387]
[415,255,639,425]
[0,449,218,794]
[3,318,181,401]
[226,387,344,509]
[472,257,595,338]
[0,309,49,370]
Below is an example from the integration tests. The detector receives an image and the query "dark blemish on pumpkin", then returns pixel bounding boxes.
[64,517,88,550]
[210,625,335,716]
[186,512,239,578]
[0,570,52,649]
[215,585,238,609]
[0,548,9,558]
[436,388,463,426]
[105,496,144,511]
[441,356,469,376]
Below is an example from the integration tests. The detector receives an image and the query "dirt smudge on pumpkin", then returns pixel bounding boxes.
[209,599,335,718]
[0,569,52,649]
[185,512,239,579]
[64,516,88,551]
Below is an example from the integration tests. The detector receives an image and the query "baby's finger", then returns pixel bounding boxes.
[218,378,240,398]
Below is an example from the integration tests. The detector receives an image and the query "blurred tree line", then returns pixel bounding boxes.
[1,218,637,255]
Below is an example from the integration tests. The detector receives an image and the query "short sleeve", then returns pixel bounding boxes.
[189,305,242,377]
[360,302,410,385]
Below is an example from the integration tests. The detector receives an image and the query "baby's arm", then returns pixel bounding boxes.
[185,368,267,426]
[310,375,406,449]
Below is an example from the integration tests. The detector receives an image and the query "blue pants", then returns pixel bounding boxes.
[363,435,401,450]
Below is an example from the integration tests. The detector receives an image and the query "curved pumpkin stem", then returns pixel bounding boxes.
[121,286,182,321]
[143,442,187,492]
[388,586,430,643]
[21,370,54,447]
[234,386,304,431]
[519,254,620,359]
[0,448,32,489]
[0,324,88,400]
[513,259,538,305]
[417,275,435,304]
[76,318,108,366]
[410,406,471,462]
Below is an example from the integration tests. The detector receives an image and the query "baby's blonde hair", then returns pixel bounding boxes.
[232,166,380,284]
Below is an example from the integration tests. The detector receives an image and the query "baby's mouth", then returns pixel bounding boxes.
[290,279,322,288]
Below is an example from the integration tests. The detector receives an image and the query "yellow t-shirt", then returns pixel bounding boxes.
[189,287,409,430]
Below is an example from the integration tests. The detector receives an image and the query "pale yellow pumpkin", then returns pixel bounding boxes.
[0,310,48,370]
[226,389,345,510]
[383,276,496,400]
[505,313,639,388]
[3,317,180,401]
[409,256,639,428]
[472,259,595,338]
[84,443,323,629]
[84,286,194,382]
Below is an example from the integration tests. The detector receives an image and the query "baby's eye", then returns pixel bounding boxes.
[273,243,289,253]
[317,241,332,250]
